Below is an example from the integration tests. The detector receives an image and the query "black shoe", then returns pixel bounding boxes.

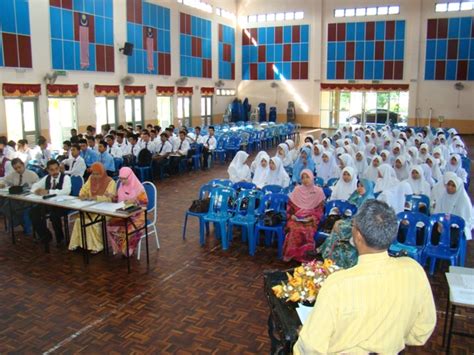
[56,240,64,248]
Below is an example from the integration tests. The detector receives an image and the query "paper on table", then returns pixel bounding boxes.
[51,195,76,202]
[446,273,474,305]
[90,201,125,212]
[25,193,44,200]
[64,199,99,209]
[296,304,314,325]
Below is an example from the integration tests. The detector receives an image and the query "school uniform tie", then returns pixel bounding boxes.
[72,159,76,169]
[159,143,164,154]
[52,178,57,190]
[18,174,23,186]
[178,141,183,151]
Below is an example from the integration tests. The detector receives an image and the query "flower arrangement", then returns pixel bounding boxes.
[272,259,340,304]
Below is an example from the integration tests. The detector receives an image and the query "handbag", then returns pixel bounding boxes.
[189,197,210,213]
[261,210,285,227]
[8,185,24,195]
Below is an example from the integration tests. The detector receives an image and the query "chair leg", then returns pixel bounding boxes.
[248,226,256,256]
[136,240,142,260]
[429,257,436,275]
[220,222,228,250]
[182,214,188,240]
[199,218,206,246]
[277,229,284,259]
[153,226,160,249]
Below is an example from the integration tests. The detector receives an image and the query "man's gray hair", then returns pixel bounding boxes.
[353,200,398,250]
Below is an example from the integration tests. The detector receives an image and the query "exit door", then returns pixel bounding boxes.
[48,98,77,151]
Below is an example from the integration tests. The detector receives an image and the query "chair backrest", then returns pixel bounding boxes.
[327,177,339,187]
[234,189,259,216]
[233,181,256,191]
[70,175,84,197]
[461,156,471,173]
[199,183,214,199]
[324,200,358,217]
[208,187,236,215]
[209,179,233,188]
[114,157,124,172]
[427,213,465,249]
[314,177,325,187]
[257,193,289,214]
[143,182,157,223]
[261,184,283,194]
[405,194,430,215]
[396,211,430,246]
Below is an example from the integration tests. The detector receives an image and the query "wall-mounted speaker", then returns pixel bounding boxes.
[119,42,134,56]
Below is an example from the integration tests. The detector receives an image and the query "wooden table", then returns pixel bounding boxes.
[0,190,149,273]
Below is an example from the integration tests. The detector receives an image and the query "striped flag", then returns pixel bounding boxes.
[79,14,90,69]
[146,27,154,72]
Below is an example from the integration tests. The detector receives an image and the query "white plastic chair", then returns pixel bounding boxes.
[137,181,159,260]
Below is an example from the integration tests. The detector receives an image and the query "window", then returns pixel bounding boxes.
[247,11,303,23]
[285,12,295,20]
[275,12,285,21]
[216,88,236,96]
[388,5,400,14]
[367,7,377,15]
[248,15,257,23]
[435,1,473,12]
[179,0,212,14]
[377,6,389,15]
[95,97,117,129]
[295,11,304,20]
[258,14,266,22]
[48,98,77,151]
[335,9,345,17]
[356,8,366,16]
[125,97,144,128]
[201,96,213,126]
[157,96,173,128]
[335,5,400,17]
[177,96,191,127]
[345,8,355,17]
[266,13,275,21]
[5,98,40,145]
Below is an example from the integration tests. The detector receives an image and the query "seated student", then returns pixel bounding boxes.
[152,132,173,176]
[94,135,103,151]
[0,135,16,160]
[101,123,111,136]
[139,130,156,154]
[122,134,141,166]
[32,136,52,168]
[169,130,190,174]
[0,158,39,233]
[61,143,86,177]
[79,138,99,167]
[105,135,123,158]
[252,151,270,189]
[15,139,32,163]
[363,155,382,182]
[201,126,217,169]
[57,140,72,162]
[30,159,71,246]
[0,139,13,179]
[227,151,251,183]
[446,153,468,183]
[68,163,116,254]
[394,156,410,181]
[264,157,290,188]
[406,165,431,196]
[85,135,97,153]
[115,132,129,154]
[283,169,325,262]
[107,167,148,257]
[276,143,293,168]
[97,140,116,176]
[149,129,158,143]
[86,125,96,137]
[375,164,399,193]
[317,151,338,183]
[330,167,358,201]
[292,146,315,183]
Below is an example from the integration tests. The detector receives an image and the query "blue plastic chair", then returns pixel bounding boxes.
[254,193,289,258]
[324,200,358,217]
[326,178,339,187]
[182,184,213,240]
[113,157,124,172]
[389,211,430,263]
[209,179,234,188]
[314,177,325,187]
[191,144,203,171]
[233,181,256,191]
[136,182,160,260]
[227,190,259,255]
[213,137,227,164]
[70,175,84,197]
[202,187,237,250]
[405,194,430,215]
[261,184,284,194]
[422,213,467,275]
[134,164,152,182]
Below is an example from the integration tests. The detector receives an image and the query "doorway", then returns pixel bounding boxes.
[157,96,173,128]
[95,97,118,129]
[48,98,77,150]
[177,96,191,128]
[5,98,40,145]
[125,97,144,128]
[200,96,213,127]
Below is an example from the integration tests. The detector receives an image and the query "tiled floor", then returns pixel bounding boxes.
[0,134,473,354]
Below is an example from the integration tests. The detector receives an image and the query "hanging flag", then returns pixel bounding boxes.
[79,14,90,69]
[146,27,154,72]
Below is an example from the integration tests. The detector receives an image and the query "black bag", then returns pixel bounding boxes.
[122,154,136,167]
[137,148,153,167]
[319,215,343,233]
[261,210,285,226]
[9,185,24,194]
[189,197,210,213]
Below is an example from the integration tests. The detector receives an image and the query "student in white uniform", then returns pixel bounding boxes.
[61,143,86,177]
[105,135,123,158]
[170,130,190,174]
[152,132,174,178]
[115,132,129,154]
[32,137,52,168]
[201,126,217,170]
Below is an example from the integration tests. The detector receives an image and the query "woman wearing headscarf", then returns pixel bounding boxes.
[321,138,334,154]
[318,179,375,269]
[338,153,356,171]
[365,143,378,162]
[285,139,298,162]
[252,151,270,188]
[418,144,430,164]
[433,174,472,242]
[330,167,358,201]
[283,169,325,262]
[264,157,290,188]
[426,154,443,182]
[433,146,447,172]
[446,154,468,183]
[407,146,421,165]
[68,162,116,253]
[354,151,368,177]
[374,164,400,193]
[380,149,391,164]
[394,156,410,181]
[317,151,338,183]
[276,143,293,167]
[227,151,251,183]
[312,144,324,168]
[406,165,431,196]
[377,180,413,214]
[363,155,383,182]
[107,167,148,257]
[292,146,315,183]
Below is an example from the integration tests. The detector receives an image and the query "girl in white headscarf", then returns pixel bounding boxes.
[426,154,443,182]
[380,149,391,164]
[252,151,270,188]
[227,151,251,183]
[433,174,472,239]
[264,157,290,188]
[365,143,377,162]
[321,138,334,154]
[418,144,430,164]
[377,181,413,214]
[313,144,324,168]
[406,165,431,196]
[329,167,358,201]
[407,146,421,165]
[353,135,365,152]
[394,156,410,181]
[317,151,338,183]
[446,154,468,183]
[354,151,368,177]
[375,164,400,193]
[276,143,293,167]
[285,140,298,162]
[338,153,356,171]
[450,137,467,156]
[364,155,383,182]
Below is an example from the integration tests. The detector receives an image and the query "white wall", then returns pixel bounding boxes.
[0,0,238,137]
[236,0,474,132]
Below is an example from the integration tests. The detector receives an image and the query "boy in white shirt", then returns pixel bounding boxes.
[61,144,86,177]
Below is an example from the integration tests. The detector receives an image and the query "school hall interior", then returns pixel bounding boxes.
[0,0,473,353]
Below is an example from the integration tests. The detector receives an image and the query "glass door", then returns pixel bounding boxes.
[5,98,40,144]
[200,96,212,127]
[125,97,144,128]
[177,96,191,128]
[157,96,173,128]
[48,98,77,150]
[95,97,118,129]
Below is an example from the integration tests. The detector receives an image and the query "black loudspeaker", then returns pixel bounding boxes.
[120,42,134,56]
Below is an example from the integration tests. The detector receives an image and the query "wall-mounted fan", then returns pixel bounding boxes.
[175,77,188,86]
[43,72,58,84]
[121,75,135,85]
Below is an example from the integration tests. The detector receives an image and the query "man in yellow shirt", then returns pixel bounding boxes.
[294,200,436,354]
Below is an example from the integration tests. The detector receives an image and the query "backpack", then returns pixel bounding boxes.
[137,148,153,167]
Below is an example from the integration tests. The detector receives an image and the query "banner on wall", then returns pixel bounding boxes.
[94,85,120,97]
[2,84,41,97]
[320,83,409,92]
[177,87,193,96]
[200,87,214,96]
[47,84,79,97]
[124,85,146,96]
[79,14,90,69]
[156,86,175,96]
[146,27,155,72]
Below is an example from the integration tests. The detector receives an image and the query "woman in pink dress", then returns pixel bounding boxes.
[283,169,325,262]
